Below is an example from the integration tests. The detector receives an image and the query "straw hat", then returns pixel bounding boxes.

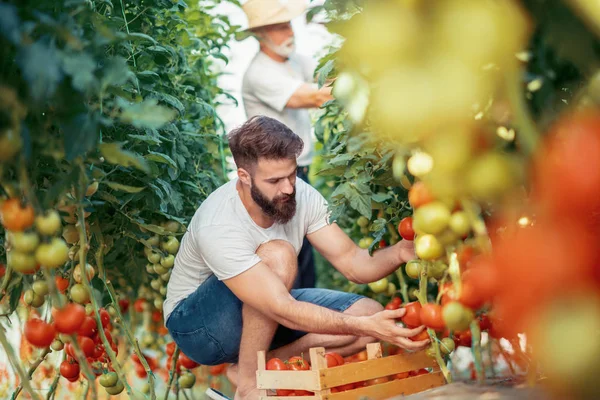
[242,0,307,31]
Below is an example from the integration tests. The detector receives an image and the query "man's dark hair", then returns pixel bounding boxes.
[227,115,304,171]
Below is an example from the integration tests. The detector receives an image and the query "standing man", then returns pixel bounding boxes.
[240,0,333,289]
[163,116,429,400]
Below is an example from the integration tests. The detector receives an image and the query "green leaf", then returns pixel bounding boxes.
[62,51,97,92]
[145,151,178,170]
[329,153,354,166]
[119,98,177,129]
[16,41,62,102]
[370,217,387,232]
[99,142,151,173]
[317,59,335,88]
[105,182,145,193]
[101,57,135,89]
[126,32,158,45]
[8,277,23,314]
[372,192,391,203]
[61,112,99,161]
[368,229,387,256]
[152,92,185,116]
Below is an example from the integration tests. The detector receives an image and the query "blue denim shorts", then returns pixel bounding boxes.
[165,275,364,365]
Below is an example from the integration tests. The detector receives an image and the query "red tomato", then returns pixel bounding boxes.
[401,302,422,328]
[166,342,176,356]
[440,283,458,306]
[385,301,400,311]
[60,360,80,379]
[135,362,148,378]
[118,298,130,313]
[77,336,95,357]
[24,318,56,348]
[455,330,473,348]
[133,298,146,313]
[55,276,69,293]
[457,246,475,269]
[419,304,445,331]
[333,383,355,392]
[77,316,97,337]
[151,310,162,323]
[398,217,415,240]
[179,352,199,369]
[0,198,35,231]
[209,364,226,376]
[408,182,434,209]
[324,353,340,368]
[366,376,389,386]
[92,344,104,359]
[287,356,310,371]
[65,343,76,358]
[458,280,485,310]
[394,371,409,379]
[54,303,86,334]
[409,330,429,342]
[409,368,429,376]
[266,357,288,371]
[99,308,111,328]
[103,328,113,344]
[293,390,313,396]
[477,314,491,331]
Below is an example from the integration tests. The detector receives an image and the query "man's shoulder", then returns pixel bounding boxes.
[192,180,238,227]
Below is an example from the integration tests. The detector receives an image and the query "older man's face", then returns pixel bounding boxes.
[260,22,295,47]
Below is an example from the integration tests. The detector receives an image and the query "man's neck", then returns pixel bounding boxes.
[236,180,274,229]
[259,45,288,63]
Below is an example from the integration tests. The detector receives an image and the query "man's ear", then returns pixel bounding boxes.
[237,168,252,186]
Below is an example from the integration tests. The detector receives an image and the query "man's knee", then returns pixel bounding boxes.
[256,240,297,288]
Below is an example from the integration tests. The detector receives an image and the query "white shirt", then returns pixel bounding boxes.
[163,178,330,320]
[242,51,316,167]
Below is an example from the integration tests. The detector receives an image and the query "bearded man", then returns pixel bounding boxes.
[163,116,429,400]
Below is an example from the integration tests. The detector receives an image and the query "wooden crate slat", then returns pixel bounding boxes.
[257,370,320,391]
[319,351,439,388]
[259,396,316,400]
[323,371,446,400]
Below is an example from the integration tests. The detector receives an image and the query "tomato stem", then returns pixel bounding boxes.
[0,325,42,400]
[11,346,52,398]
[46,372,60,400]
[428,329,452,384]
[469,320,485,383]
[165,346,181,400]
[394,268,409,303]
[505,66,540,157]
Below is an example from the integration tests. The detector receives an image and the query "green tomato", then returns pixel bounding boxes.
[386,282,397,297]
[146,235,160,247]
[163,221,181,233]
[153,264,168,275]
[449,211,471,237]
[368,278,389,294]
[160,254,175,268]
[428,261,447,280]
[440,337,455,354]
[357,216,370,228]
[178,372,196,389]
[8,251,37,273]
[405,260,423,279]
[35,211,62,236]
[161,236,180,254]
[413,201,451,235]
[24,289,45,308]
[0,128,22,162]
[147,252,161,264]
[35,238,69,269]
[70,283,90,304]
[11,232,40,253]
[466,153,517,202]
[437,229,459,247]
[104,380,124,395]
[442,302,474,331]
[358,237,374,249]
[99,372,119,388]
[32,281,49,296]
[425,346,437,359]
[50,339,64,351]
[415,235,445,260]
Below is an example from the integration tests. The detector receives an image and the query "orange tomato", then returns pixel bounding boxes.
[408,182,434,209]
[0,199,35,231]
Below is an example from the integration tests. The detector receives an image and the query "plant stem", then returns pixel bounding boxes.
[470,320,484,383]
[428,329,452,383]
[394,268,409,303]
[164,347,181,400]
[75,176,131,400]
[0,325,42,400]
[0,264,14,303]
[46,374,60,400]
[12,347,52,398]
[506,66,540,157]
[105,281,157,400]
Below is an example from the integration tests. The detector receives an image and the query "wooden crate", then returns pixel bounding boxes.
[256,343,446,400]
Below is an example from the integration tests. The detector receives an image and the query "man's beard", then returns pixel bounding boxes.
[251,180,297,224]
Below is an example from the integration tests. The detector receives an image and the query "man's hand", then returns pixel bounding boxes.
[395,239,416,264]
[358,308,430,351]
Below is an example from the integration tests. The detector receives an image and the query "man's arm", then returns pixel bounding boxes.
[286,83,333,109]
[307,223,415,284]
[223,261,428,350]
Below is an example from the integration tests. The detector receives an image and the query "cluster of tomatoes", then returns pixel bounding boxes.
[22,300,126,395]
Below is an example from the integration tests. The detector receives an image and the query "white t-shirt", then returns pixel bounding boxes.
[242,52,316,167]
[163,177,330,320]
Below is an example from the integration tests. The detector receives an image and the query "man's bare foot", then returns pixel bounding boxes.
[234,386,260,400]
